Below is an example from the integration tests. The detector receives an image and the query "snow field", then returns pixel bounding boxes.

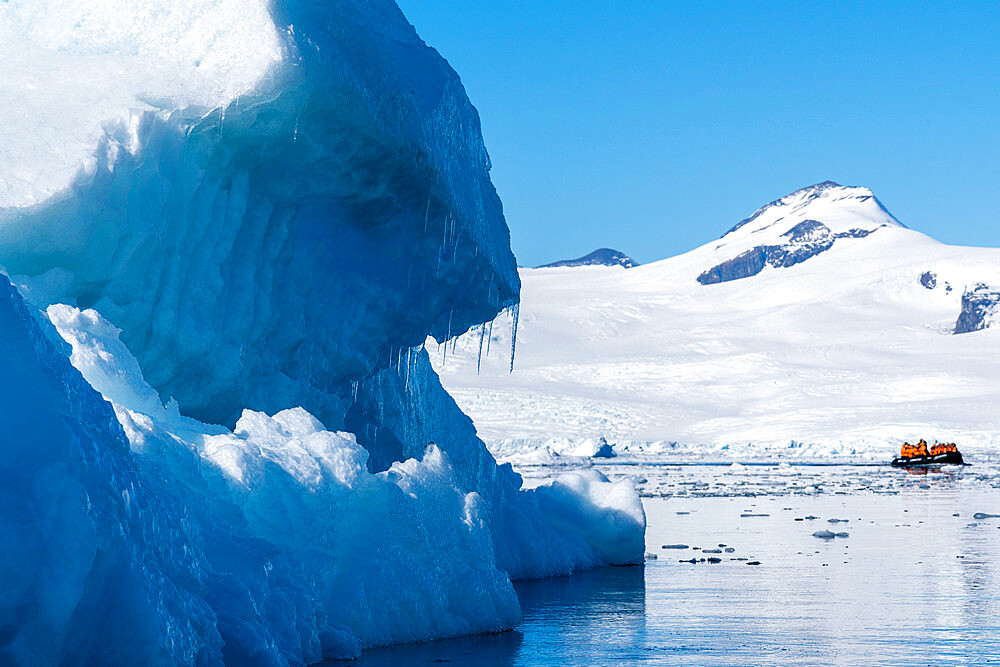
[434,184,1000,461]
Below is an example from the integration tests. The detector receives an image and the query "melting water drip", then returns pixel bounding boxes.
[292,92,310,144]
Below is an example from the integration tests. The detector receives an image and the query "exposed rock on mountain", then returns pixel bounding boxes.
[538,248,639,269]
[955,284,1000,334]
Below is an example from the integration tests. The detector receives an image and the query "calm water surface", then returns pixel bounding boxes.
[356,462,1000,666]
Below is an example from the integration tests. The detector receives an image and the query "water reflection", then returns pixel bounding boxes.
[515,565,646,665]
[349,464,1000,666]
[352,566,644,666]
[353,628,524,666]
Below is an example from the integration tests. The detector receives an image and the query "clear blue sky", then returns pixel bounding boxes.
[397,1,1000,267]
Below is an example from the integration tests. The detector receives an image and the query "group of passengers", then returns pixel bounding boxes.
[899,439,959,458]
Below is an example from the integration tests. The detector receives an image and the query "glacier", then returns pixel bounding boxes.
[0,0,644,664]
[433,182,1000,461]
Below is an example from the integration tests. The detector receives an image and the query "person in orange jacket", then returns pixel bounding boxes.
[916,439,929,457]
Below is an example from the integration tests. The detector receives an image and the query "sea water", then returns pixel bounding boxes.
[352,462,1000,665]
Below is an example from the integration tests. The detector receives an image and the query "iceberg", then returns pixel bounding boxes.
[0,0,645,663]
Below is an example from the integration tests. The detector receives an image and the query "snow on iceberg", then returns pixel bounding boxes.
[531,470,646,566]
[0,0,645,662]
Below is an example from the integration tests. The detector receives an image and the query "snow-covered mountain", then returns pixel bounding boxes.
[433,182,1000,461]
[538,248,640,269]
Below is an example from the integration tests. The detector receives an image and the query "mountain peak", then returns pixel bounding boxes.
[723,181,902,239]
[697,182,907,285]
[537,248,640,269]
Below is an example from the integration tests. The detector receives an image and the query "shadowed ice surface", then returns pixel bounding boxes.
[349,463,1000,666]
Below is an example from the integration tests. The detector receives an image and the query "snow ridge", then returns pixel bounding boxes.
[537,248,640,269]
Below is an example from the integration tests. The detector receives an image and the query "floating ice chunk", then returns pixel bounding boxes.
[568,436,617,458]
[531,469,645,565]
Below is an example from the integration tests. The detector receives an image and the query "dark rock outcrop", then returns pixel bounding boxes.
[698,221,875,285]
[920,271,938,289]
[539,248,639,269]
[955,284,1000,334]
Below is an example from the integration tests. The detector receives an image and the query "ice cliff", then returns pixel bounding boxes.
[0,1,644,664]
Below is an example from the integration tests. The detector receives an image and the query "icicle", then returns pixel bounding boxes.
[477,323,486,374]
[509,303,520,373]
[351,380,359,401]
[404,360,410,394]
[486,318,494,356]
[219,105,225,136]
[423,195,431,234]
